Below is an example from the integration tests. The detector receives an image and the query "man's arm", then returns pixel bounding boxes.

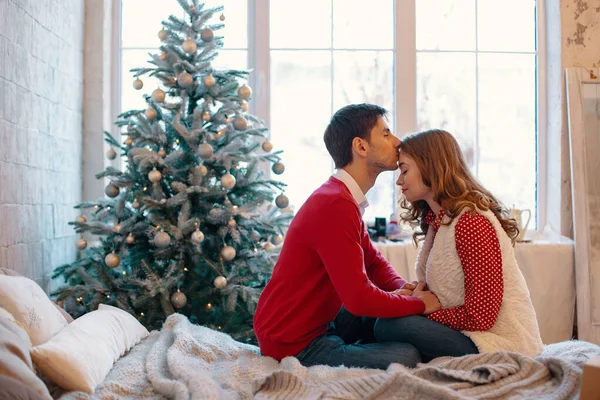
[315,199,425,318]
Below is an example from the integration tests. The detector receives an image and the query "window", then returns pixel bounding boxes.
[120,0,542,228]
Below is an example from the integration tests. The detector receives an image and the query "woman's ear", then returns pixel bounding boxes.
[351,137,368,158]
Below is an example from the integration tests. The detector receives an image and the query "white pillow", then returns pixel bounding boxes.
[30,304,149,393]
[0,275,67,346]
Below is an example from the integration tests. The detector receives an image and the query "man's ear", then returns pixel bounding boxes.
[351,137,368,158]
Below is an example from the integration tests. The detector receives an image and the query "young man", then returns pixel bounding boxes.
[253,104,441,369]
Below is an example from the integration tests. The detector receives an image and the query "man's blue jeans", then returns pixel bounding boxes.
[295,308,478,369]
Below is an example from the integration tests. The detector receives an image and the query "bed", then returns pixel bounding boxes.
[1,269,600,400]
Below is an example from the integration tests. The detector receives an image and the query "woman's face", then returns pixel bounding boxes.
[397,152,432,203]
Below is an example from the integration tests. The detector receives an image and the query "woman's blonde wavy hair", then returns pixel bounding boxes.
[398,129,519,245]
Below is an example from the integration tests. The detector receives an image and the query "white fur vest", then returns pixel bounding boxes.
[415,208,544,357]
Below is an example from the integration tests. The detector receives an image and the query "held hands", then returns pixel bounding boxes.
[391,281,441,314]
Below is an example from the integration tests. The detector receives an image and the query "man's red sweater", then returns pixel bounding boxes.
[253,177,426,361]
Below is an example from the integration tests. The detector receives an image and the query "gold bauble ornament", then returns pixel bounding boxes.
[132,199,140,208]
[221,173,236,190]
[191,229,205,243]
[272,162,285,175]
[158,148,166,158]
[237,84,252,100]
[182,38,197,54]
[145,107,157,120]
[227,218,236,228]
[105,253,120,268]
[240,101,248,113]
[200,28,214,42]
[125,234,135,245]
[213,276,227,289]
[202,111,211,121]
[170,290,187,309]
[125,137,134,146]
[177,72,194,88]
[106,148,117,160]
[153,231,171,248]
[148,168,162,183]
[275,194,289,209]
[132,78,143,90]
[151,88,165,103]
[76,238,87,250]
[220,13,225,21]
[198,143,214,159]
[76,215,86,223]
[203,74,216,88]
[261,141,273,152]
[220,246,236,261]
[105,183,119,198]
[160,52,167,61]
[199,164,208,176]
[233,116,247,131]
[158,29,168,41]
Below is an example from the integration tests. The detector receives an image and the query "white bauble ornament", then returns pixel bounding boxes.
[145,107,157,120]
[171,290,187,309]
[106,148,117,160]
[198,143,214,159]
[105,253,120,268]
[105,183,119,198]
[76,238,87,250]
[251,230,260,241]
[177,72,194,88]
[148,168,162,183]
[261,141,273,152]
[237,84,252,100]
[272,162,285,175]
[227,218,236,228]
[133,78,143,90]
[76,215,86,223]
[220,246,236,261]
[200,28,214,42]
[182,38,197,54]
[158,148,166,158]
[132,199,140,209]
[151,88,165,103]
[158,29,168,41]
[240,101,248,112]
[214,276,227,289]
[275,194,289,209]
[191,229,205,243]
[203,74,216,88]
[125,234,135,245]
[199,164,208,176]
[272,234,283,245]
[233,116,247,131]
[202,111,211,121]
[221,173,236,190]
[153,231,171,248]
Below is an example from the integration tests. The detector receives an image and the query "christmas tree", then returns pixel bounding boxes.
[52,0,292,343]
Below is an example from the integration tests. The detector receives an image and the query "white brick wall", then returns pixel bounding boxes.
[0,0,84,292]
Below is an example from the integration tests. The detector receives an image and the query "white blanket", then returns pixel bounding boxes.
[58,314,600,400]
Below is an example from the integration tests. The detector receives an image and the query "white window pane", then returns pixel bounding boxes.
[477,53,536,227]
[364,172,395,223]
[416,0,476,51]
[416,53,477,166]
[121,49,162,112]
[477,0,536,52]
[213,49,247,70]
[270,0,332,49]
[333,0,393,49]
[333,51,394,116]
[270,51,332,210]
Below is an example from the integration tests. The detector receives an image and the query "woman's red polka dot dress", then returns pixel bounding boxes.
[424,210,504,331]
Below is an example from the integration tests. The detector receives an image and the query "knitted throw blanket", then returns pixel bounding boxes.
[58,314,600,400]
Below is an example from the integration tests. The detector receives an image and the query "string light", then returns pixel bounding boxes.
[140,312,145,317]
[184,267,189,271]
[122,271,127,275]
[206,303,212,310]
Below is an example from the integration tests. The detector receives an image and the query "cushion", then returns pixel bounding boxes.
[0,375,48,400]
[0,315,52,400]
[0,268,74,324]
[30,304,149,393]
[0,275,68,346]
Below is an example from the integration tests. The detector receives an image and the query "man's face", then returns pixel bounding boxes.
[365,117,401,172]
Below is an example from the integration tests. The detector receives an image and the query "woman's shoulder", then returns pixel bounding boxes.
[454,209,498,236]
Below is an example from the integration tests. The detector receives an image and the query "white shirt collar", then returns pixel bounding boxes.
[333,169,369,215]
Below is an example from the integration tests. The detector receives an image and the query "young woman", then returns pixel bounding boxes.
[373,129,544,362]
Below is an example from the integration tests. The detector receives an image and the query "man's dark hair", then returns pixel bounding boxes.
[323,103,387,169]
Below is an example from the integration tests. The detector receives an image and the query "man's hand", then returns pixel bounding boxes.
[390,288,414,296]
[400,280,419,291]
[411,282,441,314]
